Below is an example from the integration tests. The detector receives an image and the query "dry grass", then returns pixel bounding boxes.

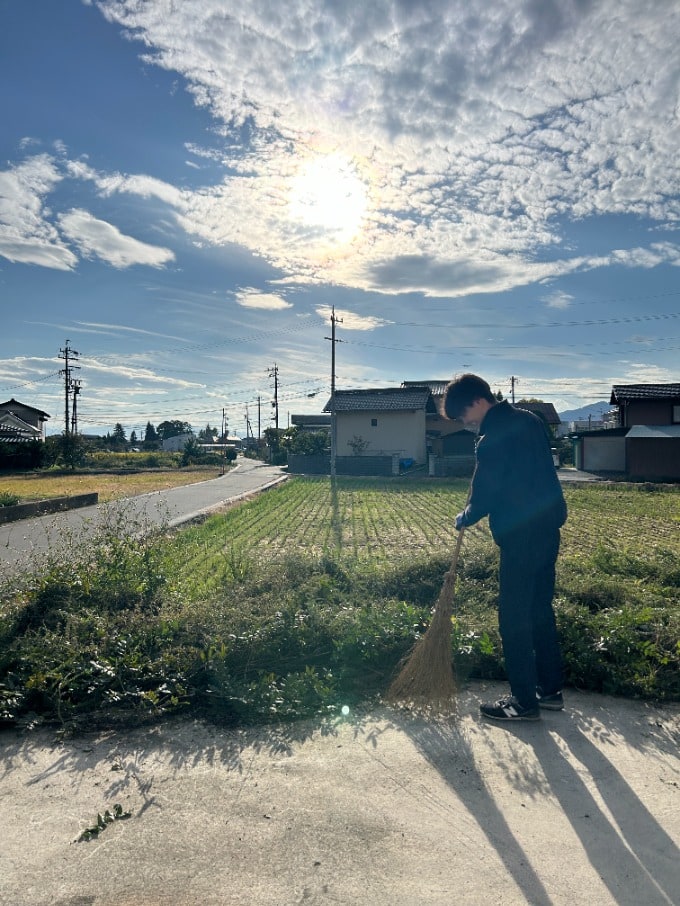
[0,467,223,504]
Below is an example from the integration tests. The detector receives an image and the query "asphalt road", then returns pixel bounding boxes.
[0,458,287,576]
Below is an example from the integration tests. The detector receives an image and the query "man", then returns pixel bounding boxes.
[442,374,567,722]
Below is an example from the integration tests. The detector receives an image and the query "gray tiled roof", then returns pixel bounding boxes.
[610,383,680,403]
[323,387,431,412]
[0,398,51,418]
[291,414,331,427]
[402,380,450,396]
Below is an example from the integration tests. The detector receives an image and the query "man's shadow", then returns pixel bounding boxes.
[514,708,678,905]
[407,693,678,906]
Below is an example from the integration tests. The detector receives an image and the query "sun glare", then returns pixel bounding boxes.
[288,153,368,240]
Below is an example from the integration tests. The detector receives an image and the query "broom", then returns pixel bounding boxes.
[386,525,466,707]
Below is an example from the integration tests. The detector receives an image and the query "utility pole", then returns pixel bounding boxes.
[245,405,254,446]
[58,340,80,436]
[70,379,81,435]
[221,407,228,474]
[257,396,261,439]
[325,307,343,479]
[510,375,519,405]
[268,364,279,431]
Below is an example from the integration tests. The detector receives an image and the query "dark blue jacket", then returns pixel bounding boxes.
[460,401,567,544]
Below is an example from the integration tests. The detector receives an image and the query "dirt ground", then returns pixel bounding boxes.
[1,680,678,906]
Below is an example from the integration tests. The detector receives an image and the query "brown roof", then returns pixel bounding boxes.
[515,401,561,425]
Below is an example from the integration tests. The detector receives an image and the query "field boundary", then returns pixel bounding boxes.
[0,492,98,524]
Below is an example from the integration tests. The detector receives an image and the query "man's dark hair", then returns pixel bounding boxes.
[442,373,496,421]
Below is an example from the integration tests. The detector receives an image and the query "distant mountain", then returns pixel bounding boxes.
[558,401,610,422]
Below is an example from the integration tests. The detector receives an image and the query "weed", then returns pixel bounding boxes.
[1,477,678,730]
[77,804,131,842]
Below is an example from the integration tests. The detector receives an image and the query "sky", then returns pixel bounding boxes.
[1,0,679,438]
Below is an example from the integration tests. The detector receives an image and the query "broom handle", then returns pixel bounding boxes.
[444,486,471,582]
[444,525,465,582]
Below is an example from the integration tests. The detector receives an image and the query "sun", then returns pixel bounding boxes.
[288,152,368,240]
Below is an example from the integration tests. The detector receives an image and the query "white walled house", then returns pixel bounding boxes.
[323,387,430,465]
[162,432,195,452]
[0,399,50,441]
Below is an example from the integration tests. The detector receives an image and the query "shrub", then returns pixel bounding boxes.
[1,479,678,731]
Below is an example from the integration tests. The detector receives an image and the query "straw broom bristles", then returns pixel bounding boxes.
[386,527,465,707]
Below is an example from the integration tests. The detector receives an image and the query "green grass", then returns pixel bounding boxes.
[1,477,678,730]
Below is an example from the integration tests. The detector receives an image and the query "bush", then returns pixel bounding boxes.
[1,480,678,731]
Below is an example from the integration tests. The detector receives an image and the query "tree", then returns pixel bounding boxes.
[43,434,86,469]
[280,427,329,456]
[348,434,370,455]
[129,429,138,447]
[180,436,202,466]
[263,427,286,465]
[112,423,127,450]
[198,423,218,443]
[157,420,192,441]
[143,422,159,450]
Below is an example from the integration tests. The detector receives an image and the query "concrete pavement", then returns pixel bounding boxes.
[1,680,678,906]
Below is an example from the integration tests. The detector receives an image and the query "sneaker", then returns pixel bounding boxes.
[537,690,564,711]
[480,696,541,722]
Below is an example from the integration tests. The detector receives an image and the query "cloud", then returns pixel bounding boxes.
[544,290,573,310]
[57,208,175,268]
[7,1,680,305]
[91,0,680,297]
[235,287,293,310]
[0,156,78,269]
[315,304,391,331]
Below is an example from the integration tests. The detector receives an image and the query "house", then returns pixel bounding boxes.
[323,386,431,466]
[610,384,680,427]
[0,399,50,441]
[291,414,331,433]
[162,432,195,452]
[572,383,680,480]
[514,401,561,436]
[401,380,472,456]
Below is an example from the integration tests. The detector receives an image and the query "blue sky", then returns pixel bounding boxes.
[1,0,679,438]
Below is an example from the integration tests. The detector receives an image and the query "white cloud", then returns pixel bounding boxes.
[0,156,77,269]
[315,305,391,331]
[544,291,573,310]
[235,287,293,310]
[58,208,175,268]
[92,0,680,297]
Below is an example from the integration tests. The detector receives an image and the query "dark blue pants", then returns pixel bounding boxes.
[497,526,563,710]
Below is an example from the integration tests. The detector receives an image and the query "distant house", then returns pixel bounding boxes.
[291,414,331,433]
[162,432,195,452]
[324,386,431,465]
[572,383,680,480]
[0,399,50,441]
[610,383,680,427]
[514,401,561,436]
[401,380,473,457]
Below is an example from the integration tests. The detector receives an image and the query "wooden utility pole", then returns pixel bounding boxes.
[510,375,519,405]
[70,379,81,435]
[325,307,343,478]
[268,364,279,430]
